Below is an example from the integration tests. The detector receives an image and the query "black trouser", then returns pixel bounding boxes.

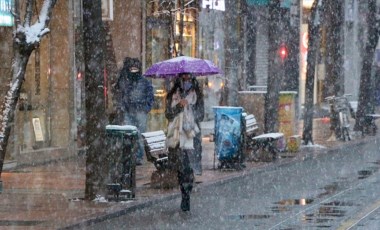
[191,132,202,173]
[169,147,194,207]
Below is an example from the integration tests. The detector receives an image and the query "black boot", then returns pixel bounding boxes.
[181,194,190,211]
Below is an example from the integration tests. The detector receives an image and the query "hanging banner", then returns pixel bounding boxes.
[246,0,268,5]
[0,0,13,26]
[32,118,44,142]
[246,0,291,8]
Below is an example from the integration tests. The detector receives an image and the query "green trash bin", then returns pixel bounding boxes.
[105,125,138,201]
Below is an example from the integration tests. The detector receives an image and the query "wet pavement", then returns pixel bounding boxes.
[88,132,380,229]
[0,118,379,229]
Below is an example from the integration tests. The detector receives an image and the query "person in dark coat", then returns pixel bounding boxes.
[191,78,204,175]
[165,73,202,211]
[114,57,154,165]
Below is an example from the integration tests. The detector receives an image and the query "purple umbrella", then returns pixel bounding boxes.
[143,56,222,78]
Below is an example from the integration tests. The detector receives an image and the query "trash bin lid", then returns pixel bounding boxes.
[106,125,137,131]
[212,106,243,110]
[106,125,138,136]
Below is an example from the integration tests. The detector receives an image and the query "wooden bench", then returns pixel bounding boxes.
[242,113,284,162]
[141,130,169,170]
[141,130,177,189]
[243,114,259,137]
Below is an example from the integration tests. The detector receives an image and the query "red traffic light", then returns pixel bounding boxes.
[278,44,288,60]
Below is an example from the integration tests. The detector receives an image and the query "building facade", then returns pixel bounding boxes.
[2,0,372,163]
[0,0,144,160]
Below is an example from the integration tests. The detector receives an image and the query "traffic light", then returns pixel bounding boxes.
[278,44,288,61]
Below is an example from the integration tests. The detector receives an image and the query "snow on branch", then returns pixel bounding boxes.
[15,0,57,46]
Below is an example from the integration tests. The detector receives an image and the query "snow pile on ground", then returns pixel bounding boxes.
[93,195,108,203]
[301,143,326,149]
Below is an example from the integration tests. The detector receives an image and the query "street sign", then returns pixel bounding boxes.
[202,0,225,11]
[0,0,13,26]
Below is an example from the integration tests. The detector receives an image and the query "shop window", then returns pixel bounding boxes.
[175,7,196,57]
[0,0,14,26]
[146,0,197,59]
[102,0,113,21]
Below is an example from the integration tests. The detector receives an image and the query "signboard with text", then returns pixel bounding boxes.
[202,0,225,11]
[0,0,13,26]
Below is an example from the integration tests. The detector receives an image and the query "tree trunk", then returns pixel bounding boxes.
[223,0,244,106]
[354,0,380,133]
[0,0,57,180]
[83,0,107,200]
[323,0,344,98]
[0,52,31,178]
[302,1,320,145]
[264,0,282,133]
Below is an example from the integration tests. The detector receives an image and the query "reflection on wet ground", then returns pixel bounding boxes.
[358,166,379,179]
[271,199,314,213]
[226,214,271,220]
[317,182,340,198]
[275,199,314,206]
[322,201,355,206]
[0,220,45,226]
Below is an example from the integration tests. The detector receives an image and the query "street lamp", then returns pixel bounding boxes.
[303,0,315,10]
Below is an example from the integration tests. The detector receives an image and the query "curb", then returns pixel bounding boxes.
[60,135,380,229]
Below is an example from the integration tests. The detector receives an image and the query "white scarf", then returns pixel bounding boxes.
[170,89,199,149]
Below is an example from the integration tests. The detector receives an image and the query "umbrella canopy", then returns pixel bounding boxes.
[143,56,222,78]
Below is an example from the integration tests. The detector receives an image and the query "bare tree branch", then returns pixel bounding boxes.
[24,0,34,27]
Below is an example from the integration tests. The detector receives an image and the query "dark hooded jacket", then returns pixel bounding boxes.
[115,57,154,113]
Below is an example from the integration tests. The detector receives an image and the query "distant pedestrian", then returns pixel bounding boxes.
[192,78,204,175]
[114,57,154,165]
[165,73,202,211]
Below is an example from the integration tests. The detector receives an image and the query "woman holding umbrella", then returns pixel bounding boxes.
[165,73,203,212]
[144,56,220,211]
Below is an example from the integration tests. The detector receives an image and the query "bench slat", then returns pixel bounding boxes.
[253,132,284,140]
[244,114,259,136]
[245,114,255,120]
[144,136,166,145]
[141,130,165,138]
[156,156,168,162]
[147,142,166,151]
[246,119,257,126]
[149,149,167,156]
[246,126,258,133]
[366,114,380,118]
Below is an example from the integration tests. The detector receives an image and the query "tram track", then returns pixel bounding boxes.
[268,164,380,229]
